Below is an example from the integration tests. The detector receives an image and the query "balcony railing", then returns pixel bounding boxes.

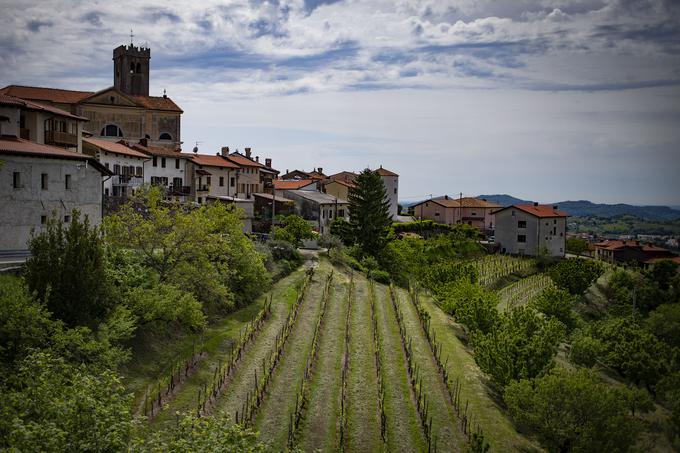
[170,185,191,195]
[112,175,144,186]
[45,130,77,147]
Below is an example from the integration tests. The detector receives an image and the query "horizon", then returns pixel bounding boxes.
[2,0,679,205]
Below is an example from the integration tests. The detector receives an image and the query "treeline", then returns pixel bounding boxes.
[0,187,275,451]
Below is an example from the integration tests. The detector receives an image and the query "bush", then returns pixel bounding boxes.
[272,215,314,247]
[548,258,604,295]
[505,368,639,453]
[569,331,605,368]
[531,287,579,331]
[440,280,499,335]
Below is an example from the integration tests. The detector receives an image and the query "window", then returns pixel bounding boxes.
[517,234,527,243]
[219,176,224,187]
[105,188,109,196]
[511,210,515,216]
[64,215,71,223]
[113,164,120,175]
[175,158,180,169]
[553,227,557,235]
[105,162,110,170]
[554,219,557,224]
[322,210,326,219]
[41,215,47,225]
[136,166,143,176]
[101,124,123,137]
[129,62,135,73]
[41,173,48,190]
[12,172,21,189]
[207,176,211,186]
[230,177,235,187]
[394,188,397,194]
[153,156,157,167]
[517,220,526,228]
[159,132,172,140]
[198,197,202,204]
[65,174,72,190]
[161,157,166,168]
[339,209,345,217]
[129,165,135,175]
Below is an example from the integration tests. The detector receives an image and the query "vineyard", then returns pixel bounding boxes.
[496,274,555,312]
[473,255,536,288]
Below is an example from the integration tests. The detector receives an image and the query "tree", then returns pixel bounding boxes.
[566,237,589,255]
[505,368,639,453]
[531,287,579,331]
[347,168,392,257]
[125,283,206,331]
[548,258,604,295]
[440,280,499,335]
[646,303,680,348]
[474,307,565,387]
[24,210,112,328]
[272,214,314,247]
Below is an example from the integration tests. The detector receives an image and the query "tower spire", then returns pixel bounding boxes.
[130,29,134,46]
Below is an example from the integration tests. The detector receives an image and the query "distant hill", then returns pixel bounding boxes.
[477,195,680,221]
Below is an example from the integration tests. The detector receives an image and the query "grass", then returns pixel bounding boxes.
[253,260,330,448]
[299,269,349,451]
[346,276,382,452]
[416,289,542,452]
[371,282,426,452]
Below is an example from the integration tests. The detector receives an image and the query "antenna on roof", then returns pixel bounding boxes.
[193,141,201,154]
[130,29,134,45]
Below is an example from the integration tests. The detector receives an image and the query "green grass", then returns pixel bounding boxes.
[371,282,427,452]
[253,260,331,448]
[416,290,542,452]
[346,277,382,453]
[393,286,465,451]
[299,269,349,451]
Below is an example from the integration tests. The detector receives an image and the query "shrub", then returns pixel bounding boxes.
[531,287,579,331]
[440,280,499,335]
[548,258,604,295]
[569,331,605,368]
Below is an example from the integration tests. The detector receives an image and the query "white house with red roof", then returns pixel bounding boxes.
[183,152,240,204]
[82,137,149,198]
[494,203,569,257]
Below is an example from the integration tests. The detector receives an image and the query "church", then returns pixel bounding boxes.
[0,42,182,150]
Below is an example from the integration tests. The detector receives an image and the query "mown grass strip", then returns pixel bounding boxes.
[340,272,354,452]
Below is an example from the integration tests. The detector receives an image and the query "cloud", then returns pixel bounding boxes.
[81,11,103,27]
[26,20,53,32]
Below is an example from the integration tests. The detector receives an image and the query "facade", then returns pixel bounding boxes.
[322,179,356,201]
[1,43,183,150]
[375,166,399,219]
[131,140,190,198]
[82,137,149,197]
[328,171,358,183]
[223,148,267,199]
[0,137,109,251]
[593,240,676,266]
[185,153,240,203]
[494,203,568,257]
[281,189,349,235]
[412,196,500,232]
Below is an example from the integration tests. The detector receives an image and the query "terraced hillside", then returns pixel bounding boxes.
[140,255,539,452]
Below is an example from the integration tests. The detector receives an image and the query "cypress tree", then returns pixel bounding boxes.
[348,168,392,257]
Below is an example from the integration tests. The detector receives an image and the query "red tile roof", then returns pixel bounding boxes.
[329,171,358,183]
[187,153,240,169]
[0,85,92,104]
[413,197,501,209]
[594,240,670,252]
[83,137,149,159]
[0,94,88,121]
[495,204,569,218]
[0,136,110,174]
[375,166,398,177]
[274,179,316,190]
[131,142,183,157]
[326,179,356,189]
[226,152,265,168]
[129,94,183,112]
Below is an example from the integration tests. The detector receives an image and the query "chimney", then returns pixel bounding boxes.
[286,169,289,175]
[265,158,272,168]
[553,205,559,210]
[139,138,148,147]
[533,202,539,207]
[444,195,449,200]
[245,147,252,158]
[221,146,229,156]
[317,167,323,174]
[255,156,259,163]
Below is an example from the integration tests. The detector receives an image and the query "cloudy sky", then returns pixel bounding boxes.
[1,0,679,205]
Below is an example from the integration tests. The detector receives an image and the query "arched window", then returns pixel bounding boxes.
[159,132,172,140]
[136,62,142,73]
[101,124,123,137]
[129,62,135,74]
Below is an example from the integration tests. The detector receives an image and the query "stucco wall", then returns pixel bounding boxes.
[143,155,188,187]
[0,154,102,250]
[380,175,398,219]
[495,209,565,257]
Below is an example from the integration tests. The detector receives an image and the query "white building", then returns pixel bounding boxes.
[130,139,191,199]
[184,153,240,204]
[494,203,568,257]
[281,189,350,236]
[375,166,399,219]
[83,137,149,197]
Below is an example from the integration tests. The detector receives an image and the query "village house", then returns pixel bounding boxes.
[184,153,240,204]
[0,95,110,251]
[280,189,349,235]
[593,239,677,267]
[273,179,318,195]
[494,203,568,257]
[411,196,500,233]
[82,137,149,198]
[221,148,267,199]
[322,179,356,201]
[130,139,191,199]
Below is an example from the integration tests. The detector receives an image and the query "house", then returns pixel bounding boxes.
[184,153,240,204]
[322,179,356,201]
[273,179,318,196]
[494,203,569,257]
[130,139,191,199]
[82,137,149,198]
[253,193,296,231]
[375,166,399,219]
[411,196,501,233]
[1,43,183,150]
[281,168,326,181]
[260,157,279,194]
[328,171,358,184]
[280,189,349,235]
[222,148,267,199]
[593,240,677,266]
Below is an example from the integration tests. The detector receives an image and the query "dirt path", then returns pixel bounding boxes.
[299,269,349,451]
[372,283,427,452]
[253,261,330,448]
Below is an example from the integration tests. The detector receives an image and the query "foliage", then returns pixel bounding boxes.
[24,210,112,328]
[646,303,680,348]
[656,372,680,440]
[132,412,263,452]
[0,351,133,452]
[531,287,579,331]
[272,214,314,247]
[125,283,206,331]
[317,234,343,252]
[329,217,353,245]
[474,307,565,387]
[568,331,605,368]
[504,368,639,453]
[547,258,604,295]
[440,280,499,335]
[606,264,679,315]
[347,168,393,257]
[421,261,478,296]
[566,236,589,255]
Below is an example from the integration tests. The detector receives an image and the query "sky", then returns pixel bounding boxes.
[1,0,679,205]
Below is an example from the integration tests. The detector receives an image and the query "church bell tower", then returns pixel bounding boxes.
[113,41,150,96]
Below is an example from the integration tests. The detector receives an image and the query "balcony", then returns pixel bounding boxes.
[112,175,144,186]
[170,185,191,195]
[197,185,210,192]
[45,130,78,147]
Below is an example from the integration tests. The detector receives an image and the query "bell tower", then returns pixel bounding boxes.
[113,40,150,96]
